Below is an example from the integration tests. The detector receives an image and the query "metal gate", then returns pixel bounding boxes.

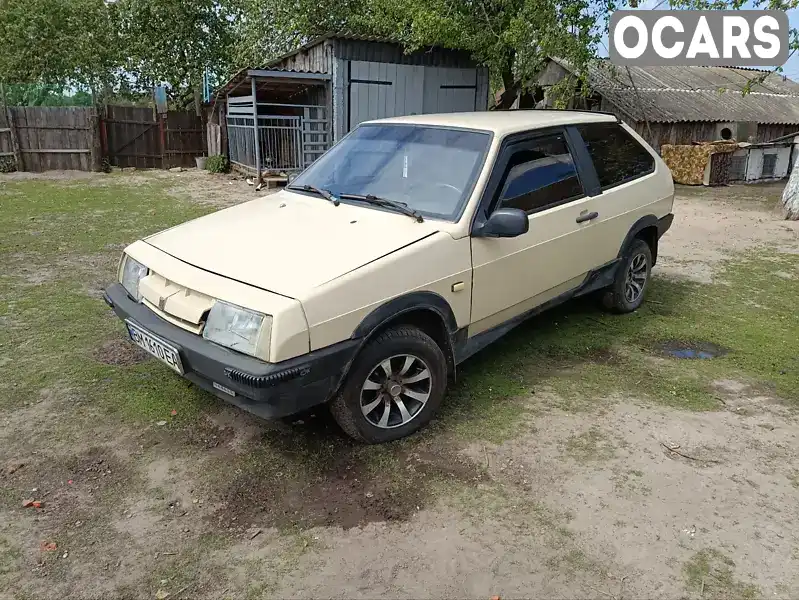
[259,116,302,171]
[226,99,329,174]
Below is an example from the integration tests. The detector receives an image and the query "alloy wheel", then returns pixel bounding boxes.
[360,354,432,429]
[624,253,648,303]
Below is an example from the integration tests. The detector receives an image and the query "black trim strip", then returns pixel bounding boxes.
[440,84,477,89]
[347,61,352,131]
[470,125,594,232]
[350,79,393,86]
[453,259,620,364]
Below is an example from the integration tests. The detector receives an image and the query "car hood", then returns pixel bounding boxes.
[145,189,441,299]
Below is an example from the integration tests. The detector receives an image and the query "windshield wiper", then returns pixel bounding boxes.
[287,184,340,206]
[338,193,424,222]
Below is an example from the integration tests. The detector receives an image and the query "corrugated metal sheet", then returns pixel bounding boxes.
[554,58,799,125]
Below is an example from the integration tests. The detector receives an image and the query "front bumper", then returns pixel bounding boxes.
[103,283,358,419]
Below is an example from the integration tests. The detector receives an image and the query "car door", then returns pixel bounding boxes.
[571,122,658,265]
[469,127,605,335]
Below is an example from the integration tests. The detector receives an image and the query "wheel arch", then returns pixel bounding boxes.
[333,292,458,394]
[618,215,660,265]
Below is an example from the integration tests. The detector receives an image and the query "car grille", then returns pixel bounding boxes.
[138,272,214,333]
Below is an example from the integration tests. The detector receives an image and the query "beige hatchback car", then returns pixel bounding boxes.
[104,110,674,443]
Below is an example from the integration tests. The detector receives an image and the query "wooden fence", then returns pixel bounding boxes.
[0,106,205,172]
[103,106,206,169]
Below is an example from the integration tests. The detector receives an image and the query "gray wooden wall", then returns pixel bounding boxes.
[1,107,100,171]
[626,118,799,153]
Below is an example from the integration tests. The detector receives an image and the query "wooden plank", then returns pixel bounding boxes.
[1,85,23,170]
[14,125,93,130]
[21,149,91,154]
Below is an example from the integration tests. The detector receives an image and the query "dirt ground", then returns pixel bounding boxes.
[1,172,798,599]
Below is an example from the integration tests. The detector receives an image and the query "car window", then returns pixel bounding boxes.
[290,124,491,221]
[576,123,655,189]
[496,133,583,213]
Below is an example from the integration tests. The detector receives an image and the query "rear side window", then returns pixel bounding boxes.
[497,133,583,213]
[577,123,655,189]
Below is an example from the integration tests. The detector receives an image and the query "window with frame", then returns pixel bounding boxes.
[496,133,584,214]
[577,123,655,189]
[762,153,778,178]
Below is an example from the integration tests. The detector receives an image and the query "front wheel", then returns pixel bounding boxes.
[329,326,447,443]
[601,238,652,313]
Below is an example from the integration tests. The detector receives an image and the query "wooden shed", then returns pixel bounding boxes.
[535,58,799,154]
[213,34,490,178]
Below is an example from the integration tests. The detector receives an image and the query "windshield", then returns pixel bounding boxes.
[290,124,491,221]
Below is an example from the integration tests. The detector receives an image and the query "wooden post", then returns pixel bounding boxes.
[251,76,261,184]
[159,113,166,169]
[0,82,23,171]
[89,108,102,171]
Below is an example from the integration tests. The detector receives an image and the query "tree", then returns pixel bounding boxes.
[113,0,236,96]
[233,0,799,109]
[0,0,118,89]
[231,0,608,107]
[782,163,799,220]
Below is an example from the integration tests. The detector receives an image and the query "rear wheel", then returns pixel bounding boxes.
[601,238,652,313]
[330,326,447,443]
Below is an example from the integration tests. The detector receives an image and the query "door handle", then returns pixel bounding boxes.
[576,211,599,223]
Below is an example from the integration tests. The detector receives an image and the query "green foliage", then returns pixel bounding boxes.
[205,154,229,173]
[0,84,94,107]
[0,156,16,173]
[1,0,798,112]
[113,0,236,90]
[0,0,118,88]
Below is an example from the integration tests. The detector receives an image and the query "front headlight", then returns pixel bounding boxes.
[120,255,148,301]
[203,301,269,358]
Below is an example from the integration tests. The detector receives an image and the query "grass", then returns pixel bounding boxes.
[0,175,795,597]
[563,426,616,463]
[439,249,799,442]
[683,548,761,600]
[1,176,798,444]
[0,178,213,421]
[546,548,606,575]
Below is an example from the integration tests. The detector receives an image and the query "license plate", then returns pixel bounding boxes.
[126,320,184,374]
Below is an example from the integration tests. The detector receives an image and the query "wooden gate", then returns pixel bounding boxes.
[103,106,205,169]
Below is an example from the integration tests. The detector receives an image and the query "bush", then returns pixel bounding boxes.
[206,154,229,174]
[0,156,17,173]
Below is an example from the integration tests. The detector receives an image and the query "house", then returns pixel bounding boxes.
[535,58,799,153]
[211,34,490,177]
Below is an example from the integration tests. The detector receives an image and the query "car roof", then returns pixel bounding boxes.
[370,110,618,136]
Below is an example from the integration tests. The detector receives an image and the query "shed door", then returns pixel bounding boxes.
[422,67,478,113]
[348,61,423,130]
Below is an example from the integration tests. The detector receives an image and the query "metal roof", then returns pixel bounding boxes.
[553,58,799,125]
[213,67,328,102]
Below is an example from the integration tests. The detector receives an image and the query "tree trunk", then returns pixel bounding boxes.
[781,165,799,220]
[494,53,519,110]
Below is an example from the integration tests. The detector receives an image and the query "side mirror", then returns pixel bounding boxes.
[474,208,529,238]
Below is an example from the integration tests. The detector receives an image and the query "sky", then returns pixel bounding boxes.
[598,3,799,80]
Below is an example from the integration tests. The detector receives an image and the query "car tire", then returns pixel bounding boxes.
[601,238,652,314]
[329,325,447,443]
